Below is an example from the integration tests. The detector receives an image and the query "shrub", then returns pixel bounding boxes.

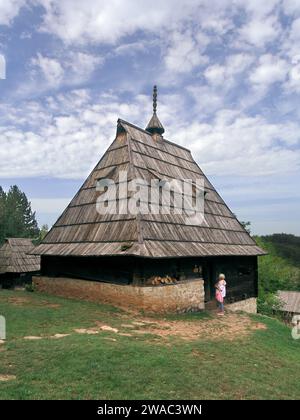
[25,283,35,292]
[257,292,282,316]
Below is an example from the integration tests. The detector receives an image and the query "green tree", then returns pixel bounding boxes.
[240,220,251,234]
[2,185,39,240]
[0,186,6,244]
[36,224,49,244]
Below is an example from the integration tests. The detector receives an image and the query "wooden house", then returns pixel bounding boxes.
[277,291,300,319]
[0,238,40,288]
[32,87,266,313]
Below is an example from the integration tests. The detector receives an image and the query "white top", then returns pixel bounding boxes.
[219,281,226,298]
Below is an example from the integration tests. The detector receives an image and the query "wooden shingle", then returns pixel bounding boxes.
[32,119,266,258]
[0,238,40,273]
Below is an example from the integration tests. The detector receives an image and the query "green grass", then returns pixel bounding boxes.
[0,289,299,400]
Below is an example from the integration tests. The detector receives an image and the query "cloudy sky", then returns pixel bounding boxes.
[0,0,300,234]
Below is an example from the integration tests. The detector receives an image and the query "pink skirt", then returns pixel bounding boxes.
[216,290,223,303]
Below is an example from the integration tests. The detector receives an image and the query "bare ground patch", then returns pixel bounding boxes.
[16,312,266,343]
[4,296,61,309]
[75,313,266,341]
[7,296,32,306]
[131,313,267,341]
[0,374,16,382]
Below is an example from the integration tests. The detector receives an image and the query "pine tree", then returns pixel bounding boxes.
[2,185,39,240]
[0,187,6,244]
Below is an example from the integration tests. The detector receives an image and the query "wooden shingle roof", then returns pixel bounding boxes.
[0,238,40,273]
[277,291,300,313]
[32,119,266,258]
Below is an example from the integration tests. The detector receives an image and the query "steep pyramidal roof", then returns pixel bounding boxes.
[33,118,265,258]
[0,238,40,273]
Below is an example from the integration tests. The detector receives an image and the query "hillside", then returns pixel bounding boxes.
[254,235,300,314]
[260,234,300,267]
[255,236,300,294]
[0,290,299,400]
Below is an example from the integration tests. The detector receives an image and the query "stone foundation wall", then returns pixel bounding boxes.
[33,276,205,313]
[226,297,257,314]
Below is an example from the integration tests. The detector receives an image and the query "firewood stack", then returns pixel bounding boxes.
[145,275,177,286]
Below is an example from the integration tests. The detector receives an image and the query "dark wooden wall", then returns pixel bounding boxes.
[41,254,258,303]
[202,256,258,303]
[41,255,135,284]
[0,272,37,289]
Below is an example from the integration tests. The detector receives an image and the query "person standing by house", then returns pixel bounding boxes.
[215,274,227,315]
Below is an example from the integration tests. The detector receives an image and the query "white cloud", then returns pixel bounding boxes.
[238,15,281,47]
[66,51,103,80]
[187,85,224,115]
[289,17,300,42]
[164,30,209,74]
[31,53,64,86]
[286,60,300,92]
[170,109,300,176]
[0,89,147,179]
[280,17,300,59]
[204,64,225,86]
[204,53,254,87]
[113,41,147,56]
[249,54,288,86]
[37,0,201,45]
[239,0,280,18]
[282,0,300,16]
[30,51,103,89]
[0,54,6,79]
[0,0,25,25]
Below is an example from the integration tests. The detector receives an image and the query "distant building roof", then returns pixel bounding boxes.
[0,238,40,274]
[277,290,300,313]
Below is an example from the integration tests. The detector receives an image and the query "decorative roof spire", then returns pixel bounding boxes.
[153,84,157,113]
[145,85,165,135]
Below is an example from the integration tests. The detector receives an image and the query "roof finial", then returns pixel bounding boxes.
[145,85,165,136]
[153,85,157,113]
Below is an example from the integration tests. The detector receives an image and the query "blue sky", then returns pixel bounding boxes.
[0,0,300,235]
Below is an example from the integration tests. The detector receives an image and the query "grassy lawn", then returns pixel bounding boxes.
[0,289,299,400]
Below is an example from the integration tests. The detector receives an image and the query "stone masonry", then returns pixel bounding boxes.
[226,297,257,314]
[33,276,205,313]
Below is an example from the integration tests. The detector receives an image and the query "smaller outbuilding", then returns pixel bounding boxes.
[0,238,40,288]
[277,290,300,319]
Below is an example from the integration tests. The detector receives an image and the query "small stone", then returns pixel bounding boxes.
[51,333,71,339]
[0,375,16,382]
[100,325,118,333]
[74,329,99,335]
[24,336,42,340]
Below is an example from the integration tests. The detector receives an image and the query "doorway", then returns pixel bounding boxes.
[203,261,216,303]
